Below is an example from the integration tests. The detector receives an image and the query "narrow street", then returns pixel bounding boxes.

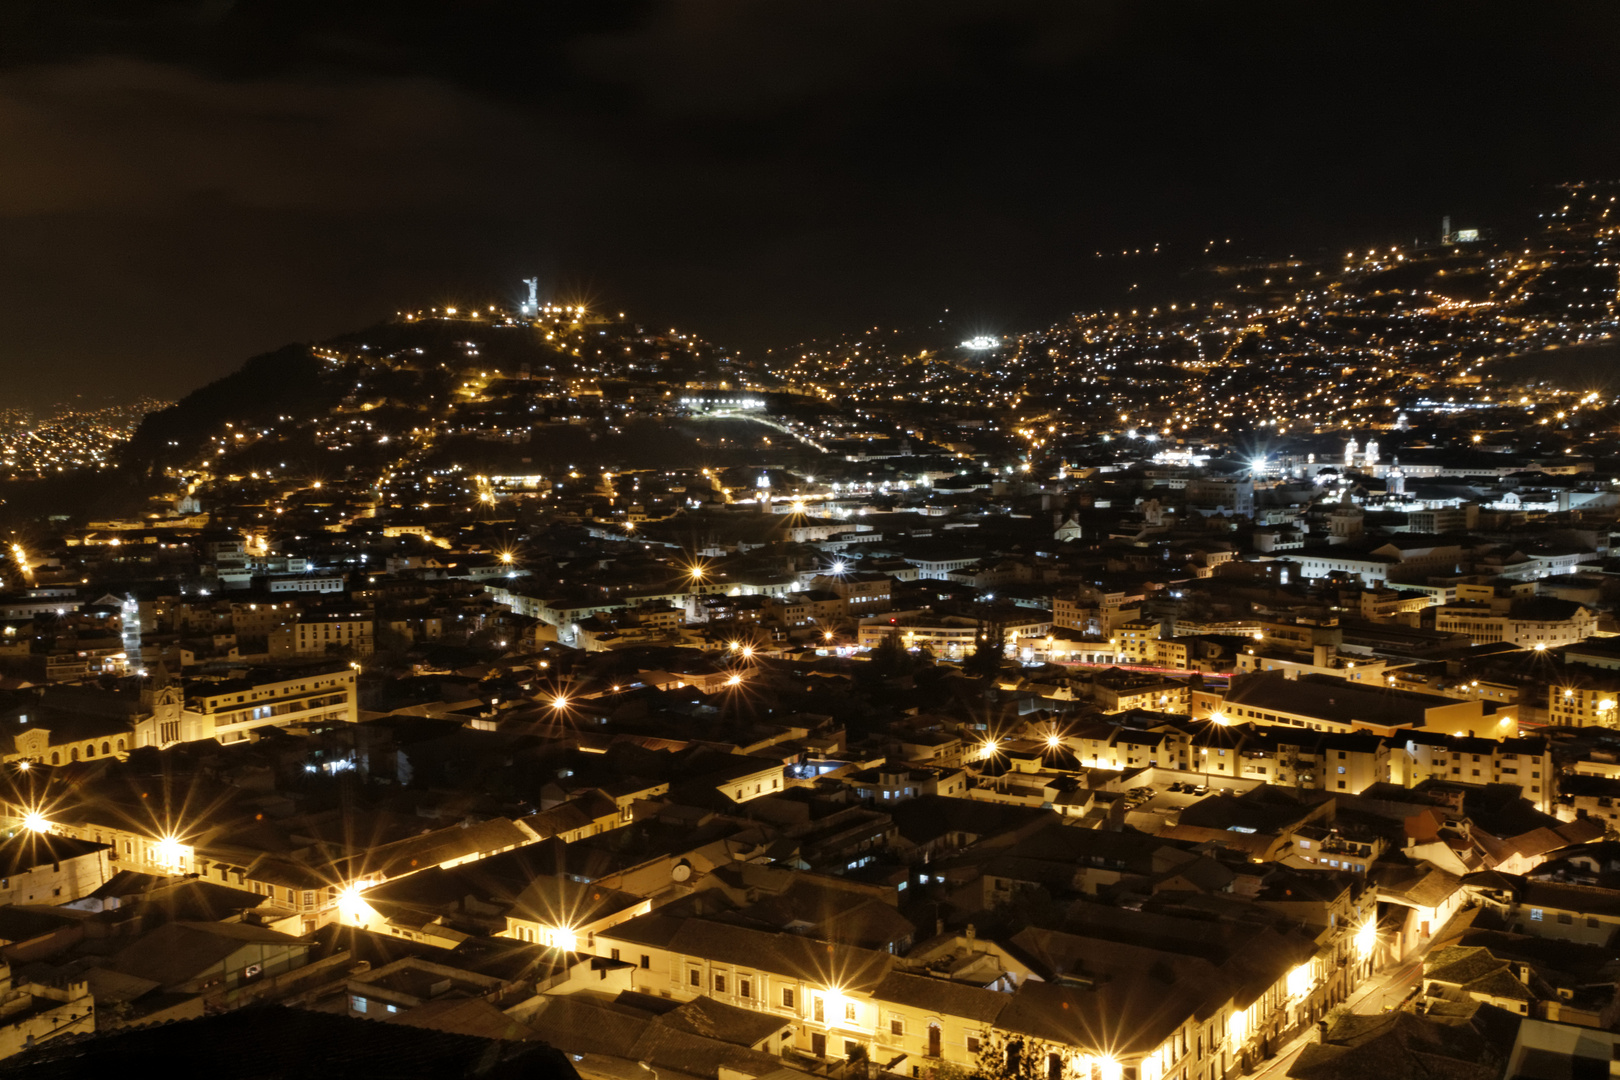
[1247,950,1427,1080]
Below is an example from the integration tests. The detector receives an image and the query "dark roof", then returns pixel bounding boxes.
[1,1003,574,1080]
[871,970,1009,1022]
[1287,1007,1505,1080]
[1225,671,1450,729]
[0,833,107,876]
[110,921,310,990]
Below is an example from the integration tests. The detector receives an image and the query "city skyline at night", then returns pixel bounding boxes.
[2,6,1620,1080]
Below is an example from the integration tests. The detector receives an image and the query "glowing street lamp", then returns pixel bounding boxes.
[1355,919,1377,959]
[22,812,49,833]
[338,880,378,924]
[153,834,187,871]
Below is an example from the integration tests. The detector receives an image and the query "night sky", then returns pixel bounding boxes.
[2,2,1618,409]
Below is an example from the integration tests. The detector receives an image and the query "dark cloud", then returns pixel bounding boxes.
[0,2,1617,409]
[0,59,546,216]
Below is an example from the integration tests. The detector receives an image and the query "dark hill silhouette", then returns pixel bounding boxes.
[121,344,341,475]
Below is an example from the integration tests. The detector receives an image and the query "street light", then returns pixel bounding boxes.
[1355,919,1377,960]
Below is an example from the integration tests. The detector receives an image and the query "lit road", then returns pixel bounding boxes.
[687,410,828,453]
[1246,952,1427,1080]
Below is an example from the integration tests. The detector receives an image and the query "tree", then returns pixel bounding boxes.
[968,1030,1048,1080]
[866,630,919,680]
[964,617,1008,682]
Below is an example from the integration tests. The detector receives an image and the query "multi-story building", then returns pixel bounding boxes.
[1435,598,1597,649]
[1200,671,1518,738]
[1053,588,1141,637]
[1546,680,1620,728]
[142,664,358,748]
[269,609,374,658]
[859,613,1052,659]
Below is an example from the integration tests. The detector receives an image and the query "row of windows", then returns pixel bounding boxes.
[44,737,128,765]
[1528,908,1604,927]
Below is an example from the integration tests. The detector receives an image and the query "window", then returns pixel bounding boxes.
[845,1002,858,1023]
[1530,908,1543,921]
[714,974,727,993]
[690,968,701,987]
[740,977,752,999]
[783,988,796,1009]
[640,954,651,969]
[1557,912,1573,925]
[891,1018,904,1037]
[610,948,621,962]
[813,995,825,1023]
[967,1036,981,1054]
